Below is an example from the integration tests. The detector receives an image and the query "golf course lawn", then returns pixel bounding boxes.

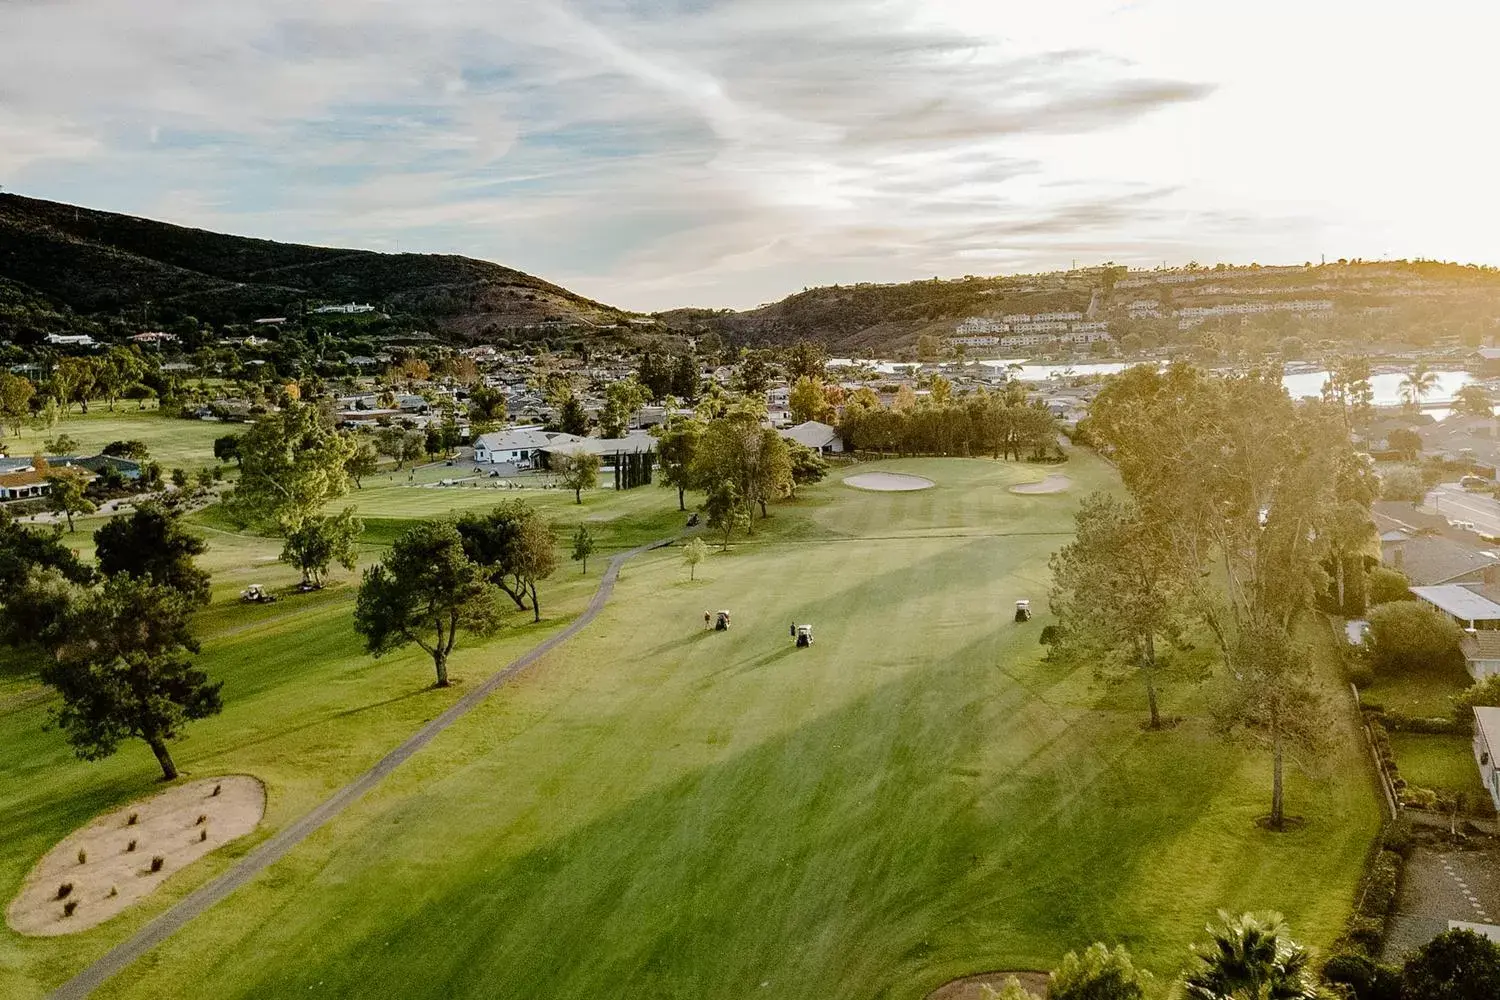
[3,407,226,472]
[0,454,1382,1000]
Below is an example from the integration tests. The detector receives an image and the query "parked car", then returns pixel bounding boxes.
[1461,475,1489,490]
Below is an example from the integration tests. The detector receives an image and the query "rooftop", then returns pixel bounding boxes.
[1412,584,1500,622]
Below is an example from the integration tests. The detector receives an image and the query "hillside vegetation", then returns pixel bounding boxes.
[0,194,627,337]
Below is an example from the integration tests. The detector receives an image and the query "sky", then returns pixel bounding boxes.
[3,1,1499,312]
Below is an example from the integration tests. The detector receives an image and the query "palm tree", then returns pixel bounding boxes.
[1399,361,1439,407]
[1182,912,1318,1000]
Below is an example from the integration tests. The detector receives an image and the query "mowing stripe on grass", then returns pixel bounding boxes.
[49,538,673,1000]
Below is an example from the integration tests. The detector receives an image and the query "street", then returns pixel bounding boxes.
[1426,483,1500,538]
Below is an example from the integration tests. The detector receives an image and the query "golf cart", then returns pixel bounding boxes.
[241,584,277,604]
[795,624,814,648]
[714,610,731,631]
[1014,599,1032,623]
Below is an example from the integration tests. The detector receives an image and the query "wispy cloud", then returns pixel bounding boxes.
[0,0,1319,309]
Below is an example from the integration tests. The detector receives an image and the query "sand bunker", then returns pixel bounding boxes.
[843,472,935,492]
[928,971,1050,999]
[1009,474,1072,495]
[7,776,265,936]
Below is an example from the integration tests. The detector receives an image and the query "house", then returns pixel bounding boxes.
[781,420,844,454]
[473,427,572,464]
[1412,585,1500,630]
[1462,630,1500,681]
[1474,706,1500,811]
[0,469,50,500]
[43,333,97,348]
[1382,534,1500,586]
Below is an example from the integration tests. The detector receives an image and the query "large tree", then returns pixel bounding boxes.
[455,501,556,617]
[0,371,35,440]
[346,439,379,488]
[46,468,95,532]
[226,404,356,535]
[280,510,363,588]
[789,377,831,424]
[1050,492,1190,729]
[354,521,503,687]
[1364,600,1465,677]
[656,417,703,511]
[599,377,650,438]
[514,517,558,622]
[40,575,222,780]
[553,451,600,504]
[93,504,211,606]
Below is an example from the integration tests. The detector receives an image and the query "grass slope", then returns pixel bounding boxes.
[3,407,224,472]
[0,455,1381,1000]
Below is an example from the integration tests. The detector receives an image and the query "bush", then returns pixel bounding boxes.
[149,856,164,873]
[1322,952,1403,1000]
[1365,601,1465,677]
[1367,567,1415,606]
[1380,711,1462,734]
[126,839,136,852]
[63,899,78,917]
[76,848,86,864]
[1346,655,1375,689]
[56,882,73,900]
[1454,674,1500,726]
[1382,816,1415,857]
[1048,943,1149,1000]
[1402,928,1500,999]
[1380,466,1426,502]
[1404,786,1439,810]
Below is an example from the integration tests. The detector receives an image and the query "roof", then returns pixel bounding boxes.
[540,432,656,457]
[1384,534,1499,585]
[1412,584,1500,621]
[474,428,572,453]
[781,420,840,450]
[1475,707,1500,749]
[1373,502,1452,535]
[1463,630,1500,662]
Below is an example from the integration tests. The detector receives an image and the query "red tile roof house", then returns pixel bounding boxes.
[0,468,53,500]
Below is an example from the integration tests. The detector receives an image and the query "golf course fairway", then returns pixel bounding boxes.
[1,455,1380,1000]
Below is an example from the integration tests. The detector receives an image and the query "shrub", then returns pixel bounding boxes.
[199,829,208,842]
[1380,466,1426,502]
[195,814,206,826]
[107,885,118,898]
[1382,816,1415,857]
[1048,942,1149,1000]
[149,856,164,873]
[76,849,87,864]
[1381,712,1462,734]
[126,839,136,853]
[1454,674,1500,726]
[63,900,78,917]
[1346,656,1375,688]
[1365,601,1465,677]
[1367,567,1415,606]
[1321,952,1403,1000]
[1402,928,1500,998]
[126,812,138,826]
[56,882,73,900]
[1404,786,1439,810]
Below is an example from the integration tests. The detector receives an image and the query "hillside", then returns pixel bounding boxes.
[0,194,628,338]
[668,260,1500,355]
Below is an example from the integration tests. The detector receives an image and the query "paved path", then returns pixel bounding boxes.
[1383,847,1500,961]
[50,539,671,1000]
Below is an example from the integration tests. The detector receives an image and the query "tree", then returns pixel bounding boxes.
[52,357,97,414]
[39,575,222,781]
[554,451,600,504]
[467,386,508,423]
[682,537,708,580]
[1048,943,1150,1000]
[424,425,443,460]
[557,394,589,436]
[213,433,242,467]
[1324,500,1374,615]
[346,439,379,488]
[1379,465,1425,501]
[1367,566,1414,605]
[45,433,79,455]
[354,521,503,687]
[93,505,210,605]
[600,377,650,438]
[46,468,95,532]
[102,439,150,459]
[1399,362,1439,407]
[1182,911,1317,1000]
[514,517,558,621]
[1453,383,1494,419]
[694,410,793,526]
[784,341,828,383]
[789,377,831,424]
[224,404,355,535]
[280,510,363,588]
[1386,429,1423,461]
[1401,928,1500,1000]
[735,351,773,396]
[981,979,1037,1000]
[705,479,747,550]
[571,524,595,574]
[0,371,35,439]
[455,501,555,616]
[1050,492,1190,729]
[656,417,704,511]
[787,441,828,495]
[0,511,93,592]
[376,425,413,469]
[171,467,189,489]
[1364,600,1465,677]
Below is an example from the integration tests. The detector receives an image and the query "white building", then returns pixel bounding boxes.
[313,303,376,314]
[949,336,1000,347]
[44,333,97,347]
[956,318,1010,335]
[780,420,844,454]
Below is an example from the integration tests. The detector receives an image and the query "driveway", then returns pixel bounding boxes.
[1383,847,1500,961]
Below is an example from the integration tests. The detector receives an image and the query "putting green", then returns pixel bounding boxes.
[843,471,935,492]
[0,456,1380,1000]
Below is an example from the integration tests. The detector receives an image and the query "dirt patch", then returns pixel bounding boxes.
[928,971,1049,999]
[843,472,935,492]
[6,776,265,936]
[1009,474,1072,495]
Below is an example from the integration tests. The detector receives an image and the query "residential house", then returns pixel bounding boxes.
[1462,630,1500,681]
[1382,533,1500,586]
[473,427,567,464]
[1411,585,1500,630]
[1474,706,1500,811]
[781,420,844,454]
[0,469,50,500]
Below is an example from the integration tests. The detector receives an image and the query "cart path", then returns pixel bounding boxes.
[50,538,673,1000]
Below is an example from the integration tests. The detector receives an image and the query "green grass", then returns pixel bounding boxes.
[0,454,1383,1000]
[1361,667,1472,718]
[1388,732,1488,801]
[3,406,226,471]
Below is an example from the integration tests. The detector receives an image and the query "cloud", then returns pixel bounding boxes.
[0,0,1220,309]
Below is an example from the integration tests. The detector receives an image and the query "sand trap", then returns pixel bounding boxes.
[1009,474,1072,495]
[843,472,935,492]
[7,776,265,936]
[928,971,1050,999]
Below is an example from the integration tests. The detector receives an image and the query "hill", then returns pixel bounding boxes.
[0,194,629,339]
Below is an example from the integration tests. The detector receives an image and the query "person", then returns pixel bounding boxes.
[789,622,796,640]
[704,610,711,630]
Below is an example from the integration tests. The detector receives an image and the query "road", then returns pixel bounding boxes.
[49,537,673,1000]
[1426,483,1500,538]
